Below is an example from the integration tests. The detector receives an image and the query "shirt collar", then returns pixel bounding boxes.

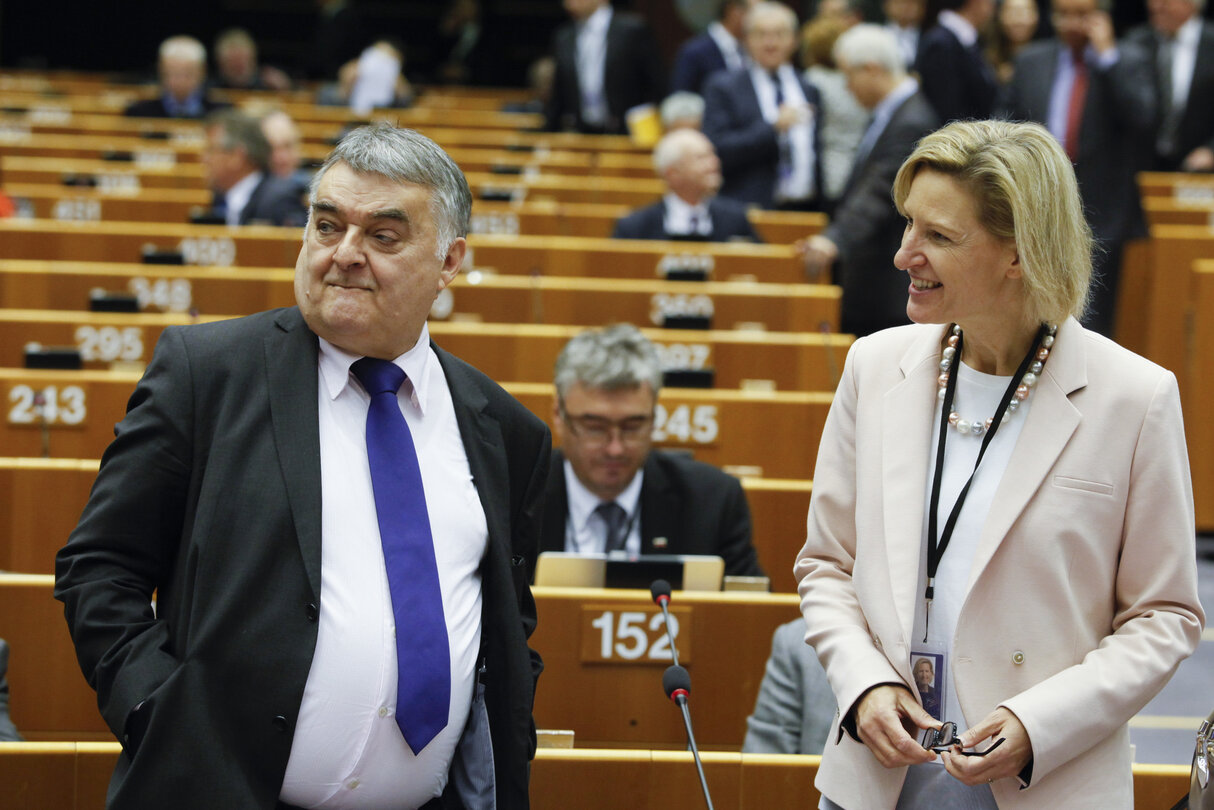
[663,191,711,229]
[580,4,612,36]
[1175,15,1202,47]
[872,76,919,121]
[317,322,434,415]
[563,456,645,533]
[937,10,978,47]
[223,170,262,210]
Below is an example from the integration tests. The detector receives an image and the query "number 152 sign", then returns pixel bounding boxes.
[580,606,693,664]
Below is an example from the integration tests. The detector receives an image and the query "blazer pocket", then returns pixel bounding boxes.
[1052,475,1114,496]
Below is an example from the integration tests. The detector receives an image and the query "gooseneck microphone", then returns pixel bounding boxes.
[663,664,714,810]
[649,578,679,666]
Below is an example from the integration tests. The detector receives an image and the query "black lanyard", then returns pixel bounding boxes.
[923,324,1047,638]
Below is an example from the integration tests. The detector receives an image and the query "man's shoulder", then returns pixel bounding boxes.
[613,202,665,237]
[648,449,741,492]
[432,344,548,432]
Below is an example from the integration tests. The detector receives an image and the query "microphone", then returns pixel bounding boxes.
[650,579,679,666]
[663,664,714,810]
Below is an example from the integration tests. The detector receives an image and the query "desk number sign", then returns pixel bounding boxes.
[580,606,692,664]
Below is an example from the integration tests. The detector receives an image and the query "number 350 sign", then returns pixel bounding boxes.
[580,607,692,664]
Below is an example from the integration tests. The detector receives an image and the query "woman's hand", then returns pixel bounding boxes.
[941,707,1032,786]
[854,685,940,768]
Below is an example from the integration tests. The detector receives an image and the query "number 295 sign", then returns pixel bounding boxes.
[580,606,692,664]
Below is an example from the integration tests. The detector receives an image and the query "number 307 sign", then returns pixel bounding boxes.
[579,607,692,664]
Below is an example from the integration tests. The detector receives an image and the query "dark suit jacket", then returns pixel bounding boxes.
[222,173,308,227]
[670,31,731,94]
[539,449,763,578]
[54,307,550,809]
[1001,40,1155,244]
[611,196,761,242]
[546,11,666,134]
[0,639,21,742]
[915,24,997,123]
[1124,20,1214,170]
[702,68,823,209]
[825,89,938,337]
[123,94,230,119]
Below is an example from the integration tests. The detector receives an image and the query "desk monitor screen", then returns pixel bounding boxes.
[534,552,725,591]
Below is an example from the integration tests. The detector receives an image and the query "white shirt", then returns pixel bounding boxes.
[222,170,262,226]
[937,9,978,48]
[562,459,644,555]
[662,192,712,237]
[913,360,1031,733]
[1167,15,1202,113]
[749,63,816,202]
[707,21,745,71]
[886,22,920,69]
[576,4,613,126]
[280,324,487,810]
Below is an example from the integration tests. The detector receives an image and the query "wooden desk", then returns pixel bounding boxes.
[0,259,839,333]
[1139,171,1214,199]
[1190,262,1214,532]
[0,310,848,392]
[0,458,810,589]
[0,369,831,478]
[0,736,1193,809]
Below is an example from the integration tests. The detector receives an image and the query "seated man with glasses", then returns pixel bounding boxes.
[538,323,764,578]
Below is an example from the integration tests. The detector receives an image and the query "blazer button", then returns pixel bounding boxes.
[1012,650,1025,665]
[305,603,319,622]
[272,715,289,732]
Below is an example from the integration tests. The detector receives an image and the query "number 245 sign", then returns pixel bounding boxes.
[580,607,692,664]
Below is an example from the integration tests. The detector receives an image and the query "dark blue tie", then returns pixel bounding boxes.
[352,357,450,755]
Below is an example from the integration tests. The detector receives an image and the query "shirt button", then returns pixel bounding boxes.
[347,779,360,790]
[272,715,288,732]
[378,706,389,718]
[1012,650,1025,665]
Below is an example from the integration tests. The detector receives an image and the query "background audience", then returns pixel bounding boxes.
[125,35,230,119]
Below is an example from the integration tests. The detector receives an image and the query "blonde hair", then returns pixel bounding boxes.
[892,120,1091,324]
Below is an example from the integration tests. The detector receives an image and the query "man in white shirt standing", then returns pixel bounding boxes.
[55,124,551,810]
[1125,0,1214,171]
[546,0,666,134]
[703,1,823,210]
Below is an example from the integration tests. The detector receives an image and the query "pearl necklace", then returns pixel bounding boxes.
[936,323,1057,437]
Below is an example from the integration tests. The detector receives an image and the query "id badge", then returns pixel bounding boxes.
[909,644,947,722]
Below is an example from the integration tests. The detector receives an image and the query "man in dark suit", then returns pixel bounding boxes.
[203,110,307,227]
[612,129,762,242]
[539,324,764,579]
[703,1,823,210]
[0,639,22,742]
[124,36,230,119]
[800,24,938,337]
[1125,0,1214,172]
[1002,0,1155,335]
[55,125,551,809]
[545,0,666,135]
[914,0,998,123]
[671,0,753,94]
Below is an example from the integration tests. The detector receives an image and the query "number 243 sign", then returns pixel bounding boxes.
[580,607,692,665]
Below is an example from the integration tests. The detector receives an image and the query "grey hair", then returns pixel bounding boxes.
[652,128,711,174]
[659,92,705,129]
[554,324,663,401]
[309,123,472,256]
[159,35,206,65]
[834,24,907,77]
[207,109,271,173]
[745,1,798,33]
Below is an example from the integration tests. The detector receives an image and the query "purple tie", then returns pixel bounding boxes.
[352,357,450,755]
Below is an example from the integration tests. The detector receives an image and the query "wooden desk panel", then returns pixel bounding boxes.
[1191,263,1214,531]
[0,260,840,333]
[0,459,809,589]
[0,742,1192,810]
[0,369,830,479]
[0,310,849,392]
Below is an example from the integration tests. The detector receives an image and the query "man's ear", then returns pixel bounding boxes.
[439,236,467,288]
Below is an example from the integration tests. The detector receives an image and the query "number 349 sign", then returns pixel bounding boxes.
[580,607,692,665]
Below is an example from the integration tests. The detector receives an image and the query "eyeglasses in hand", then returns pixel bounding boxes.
[920,722,1006,757]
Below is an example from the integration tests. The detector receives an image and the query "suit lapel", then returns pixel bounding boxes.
[433,345,511,560]
[542,451,570,554]
[238,176,266,226]
[882,327,946,644]
[967,318,1086,587]
[265,308,323,600]
[639,454,678,555]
